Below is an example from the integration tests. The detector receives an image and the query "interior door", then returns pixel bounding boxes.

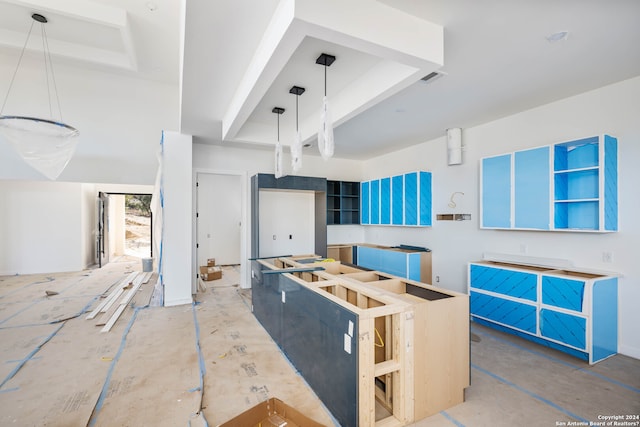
[196,173,242,266]
[97,192,110,267]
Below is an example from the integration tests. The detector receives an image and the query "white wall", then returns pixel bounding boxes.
[361,76,640,359]
[0,180,84,274]
[80,183,97,268]
[259,190,315,257]
[0,52,178,185]
[163,131,193,306]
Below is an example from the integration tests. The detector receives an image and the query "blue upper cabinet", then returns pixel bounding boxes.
[360,171,432,227]
[481,135,617,232]
[481,154,512,228]
[514,146,550,229]
[419,171,432,226]
[380,177,391,225]
[391,175,404,225]
[370,179,380,224]
[360,181,370,225]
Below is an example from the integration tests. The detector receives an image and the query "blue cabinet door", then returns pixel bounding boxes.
[370,180,380,224]
[541,276,585,311]
[471,291,537,333]
[392,175,403,225]
[419,171,432,226]
[404,172,418,226]
[470,265,537,301]
[515,147,550,229]
[380,177,391,225]
[482,154,512,228]
[360,181,370,224]
[540,308,586,350]
[604,135,618,231]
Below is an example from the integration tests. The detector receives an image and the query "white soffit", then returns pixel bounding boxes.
[0,0,137,71]
[222,0,444,145]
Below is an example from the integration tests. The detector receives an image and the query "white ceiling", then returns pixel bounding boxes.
[1,0,639,161]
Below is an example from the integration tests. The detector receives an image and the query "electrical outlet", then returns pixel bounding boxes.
[603,251,613,263]
[435,275,440,283]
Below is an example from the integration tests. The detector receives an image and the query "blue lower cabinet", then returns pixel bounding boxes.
[356,245,430,283]
[540,309,586,350]
[469,262,618,364]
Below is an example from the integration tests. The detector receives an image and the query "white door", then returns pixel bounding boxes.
[197,173,242,266]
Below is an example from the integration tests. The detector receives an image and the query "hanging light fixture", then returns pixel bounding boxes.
[316,53,335,160]
[272,107,285,178]
[0,13,79,180]
[289,85,305,173]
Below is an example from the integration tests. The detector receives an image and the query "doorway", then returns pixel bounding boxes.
[97,192,152,267]
[196,173,242,268]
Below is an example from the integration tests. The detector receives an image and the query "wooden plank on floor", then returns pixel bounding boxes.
[95,273,141,326]
[100,274,145,333]
[86,272,138,320]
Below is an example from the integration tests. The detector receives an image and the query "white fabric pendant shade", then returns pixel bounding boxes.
[318,95,334,160]
[0,14,79,180]
[291,130,302,172]
[0,116,79,180]
[274,141,284,178]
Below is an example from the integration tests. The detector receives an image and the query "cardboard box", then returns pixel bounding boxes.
[207,258,216,267]
[219,397,326,427]
[199,266,222,281]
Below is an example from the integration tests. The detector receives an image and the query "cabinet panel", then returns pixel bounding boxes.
[360,181,370,225]
[540,308,586,350]
[541,276,585,311]
[370,179,380,224]
[392,175,403,225]
[514,147,550,229]
[471,291,537,333]
[604,135,618,231]
[470,265,537,301]
[419,171,432,226]
[592,278,618,361]
[481,154,511,228]
[380,177,391,225]
[404,172,418,225]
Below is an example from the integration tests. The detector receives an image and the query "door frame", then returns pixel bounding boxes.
[193,168,248,292]
[96,192,153,268]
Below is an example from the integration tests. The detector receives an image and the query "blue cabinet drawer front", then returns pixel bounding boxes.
[541,276,585,312]
[470,265,537,301]
[540,308,586,350]
[470,291,537,333]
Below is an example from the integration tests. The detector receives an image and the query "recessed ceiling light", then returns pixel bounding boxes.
[303,143,312,148]
[146,2,158,12]
[546,31,569,43]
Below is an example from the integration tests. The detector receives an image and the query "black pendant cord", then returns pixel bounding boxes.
[324,65,327,97]
[1,19,36,115]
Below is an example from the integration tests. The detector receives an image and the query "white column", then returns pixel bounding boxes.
[162,131,193,306]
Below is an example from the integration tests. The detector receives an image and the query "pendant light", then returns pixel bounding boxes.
[272,107,285,178]
[289,85,305,173]
[316,53,335,160]
[0,13,80,180]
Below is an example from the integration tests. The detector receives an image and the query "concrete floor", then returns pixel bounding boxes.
[0,258,638,426]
